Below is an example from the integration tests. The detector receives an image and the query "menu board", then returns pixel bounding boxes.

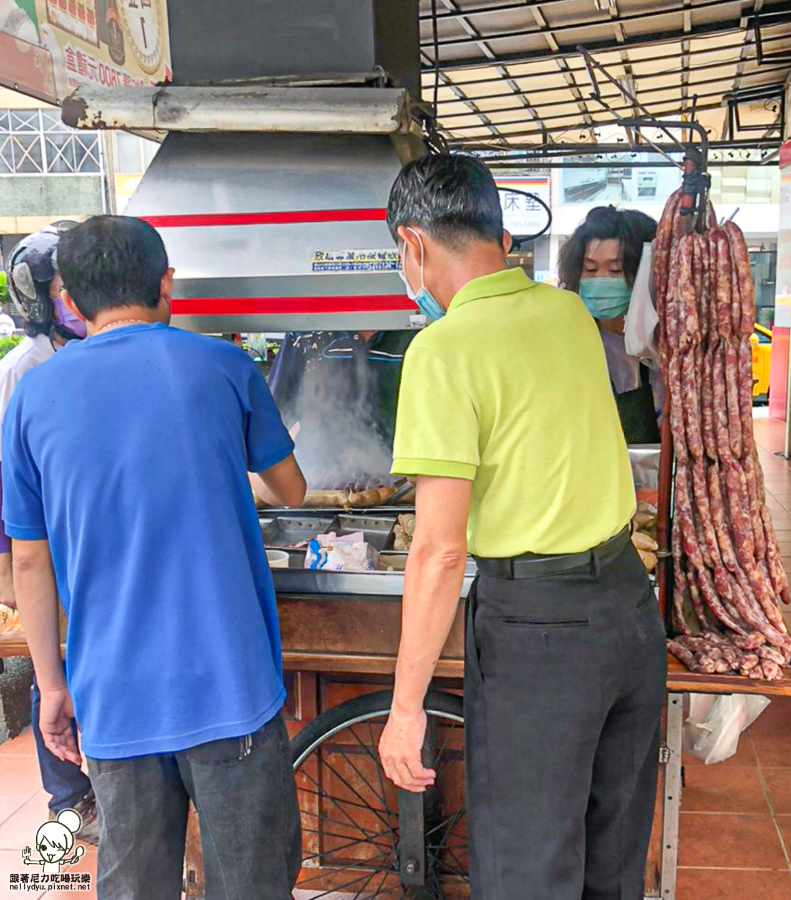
[0,0,171,103]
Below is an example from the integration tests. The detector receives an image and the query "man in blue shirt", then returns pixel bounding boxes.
[2,216,306,900]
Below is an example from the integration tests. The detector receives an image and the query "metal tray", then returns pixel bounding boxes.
[271,549,476,598]
[325,514,396,551]
[259,516,333,548]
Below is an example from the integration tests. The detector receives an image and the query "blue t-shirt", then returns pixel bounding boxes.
[1,324,293,759]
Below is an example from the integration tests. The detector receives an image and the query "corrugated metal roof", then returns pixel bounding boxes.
[418,0,791,158]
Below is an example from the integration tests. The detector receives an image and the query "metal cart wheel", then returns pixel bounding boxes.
[291,689,468,900]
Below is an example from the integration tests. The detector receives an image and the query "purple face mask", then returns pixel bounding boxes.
[51,291,87,338]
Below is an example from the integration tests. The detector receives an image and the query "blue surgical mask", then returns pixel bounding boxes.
[398,228,445,323]
[578,277,632,321]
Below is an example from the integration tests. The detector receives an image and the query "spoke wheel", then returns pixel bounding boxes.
[291,690,467,900]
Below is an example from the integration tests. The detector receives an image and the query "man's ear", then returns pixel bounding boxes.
[503,230,513,255]
[159,268,175,306]
[61,289,87,324]
[397,225,423,258]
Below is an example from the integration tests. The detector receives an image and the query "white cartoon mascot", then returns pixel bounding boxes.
[23,809,85,875]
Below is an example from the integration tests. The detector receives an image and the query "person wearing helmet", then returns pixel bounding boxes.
[0,223,98,844]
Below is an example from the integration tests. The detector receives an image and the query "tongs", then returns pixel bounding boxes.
[386,478,415,505]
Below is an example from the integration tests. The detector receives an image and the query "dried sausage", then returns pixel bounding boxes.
[723,221,755,337]
[761,504,791,605]
[724,341,743,459]
[653,189,682,323]
[712,346,733,464]
[691,461,721,566]
[668,354,688,464]
[714,229,733,341]
[682,350,704,461]
[678,235,699,350]
[700,348,717,460]
[708,463,738,572]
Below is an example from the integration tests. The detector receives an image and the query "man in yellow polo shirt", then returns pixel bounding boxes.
[378,154,667,900]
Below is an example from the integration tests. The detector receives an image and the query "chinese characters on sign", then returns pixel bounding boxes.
[495,177,551,237]
[311,249,401,273]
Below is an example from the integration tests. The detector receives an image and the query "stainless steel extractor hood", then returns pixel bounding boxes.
[122,129,423,333]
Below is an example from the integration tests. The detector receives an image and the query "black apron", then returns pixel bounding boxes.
[614,363,660,444]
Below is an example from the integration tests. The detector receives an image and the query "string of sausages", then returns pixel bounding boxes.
[656,188,790,681]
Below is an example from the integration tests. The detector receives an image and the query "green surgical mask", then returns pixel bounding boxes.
[578,277,632,320]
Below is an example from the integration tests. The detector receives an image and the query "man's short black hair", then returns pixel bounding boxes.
[56,215,168,321]
[387,153,504,249]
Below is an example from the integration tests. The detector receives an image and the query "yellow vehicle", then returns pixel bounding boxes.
[750,323,772,399]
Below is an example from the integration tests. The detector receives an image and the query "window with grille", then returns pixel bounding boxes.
[0,109,103,175]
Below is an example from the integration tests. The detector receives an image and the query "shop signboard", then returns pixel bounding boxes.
[0,0,171,104]
[495,176,551,238]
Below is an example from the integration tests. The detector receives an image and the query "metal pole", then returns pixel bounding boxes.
[660,694,684,900]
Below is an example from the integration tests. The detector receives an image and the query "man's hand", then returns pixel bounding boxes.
[379,706,435,793]
[39,685,81,765]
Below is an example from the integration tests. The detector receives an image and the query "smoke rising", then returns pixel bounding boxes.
[284,347,396,490]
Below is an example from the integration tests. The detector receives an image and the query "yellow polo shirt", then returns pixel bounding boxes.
[391,267,635,558]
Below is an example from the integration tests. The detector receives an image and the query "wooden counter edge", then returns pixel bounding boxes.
[4,631,791,697]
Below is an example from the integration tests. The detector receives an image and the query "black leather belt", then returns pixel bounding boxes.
[474,526,631,580]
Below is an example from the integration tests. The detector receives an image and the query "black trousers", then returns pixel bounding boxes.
[86,713,301,900]
[464,543,667,900]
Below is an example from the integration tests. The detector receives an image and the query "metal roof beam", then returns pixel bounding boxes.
[435,64,790,115]
[526,3,594,132]
[428,0,541,140]
[459,137,780,152]
[443,89,785,131]
[445,97,775,141]
[420,48,504,141]
[428,33,791,86]
[724,0,763,139]
[419,0,777,49]
[420,0,596,21]
[438,77,789,122]
[433,8,791,70]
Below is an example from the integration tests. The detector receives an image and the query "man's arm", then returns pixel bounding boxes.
[379,475,471,792]
[0,552,15,609]
[250,454,306,509]
[12,539,80,765]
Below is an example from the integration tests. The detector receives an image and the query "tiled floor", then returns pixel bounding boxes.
[0,728,97,899]
[1,411,791,899]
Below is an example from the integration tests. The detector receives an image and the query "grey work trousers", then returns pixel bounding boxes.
[464,542,667,900]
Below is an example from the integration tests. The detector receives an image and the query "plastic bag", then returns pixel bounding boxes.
[624,242,659,365]
[305,532,379,571]
[683,693,770,765]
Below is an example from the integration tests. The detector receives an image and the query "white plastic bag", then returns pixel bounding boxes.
[624,242,659,365]
[683,693,770,765]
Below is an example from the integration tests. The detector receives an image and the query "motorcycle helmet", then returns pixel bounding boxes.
[6,221,80,338]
